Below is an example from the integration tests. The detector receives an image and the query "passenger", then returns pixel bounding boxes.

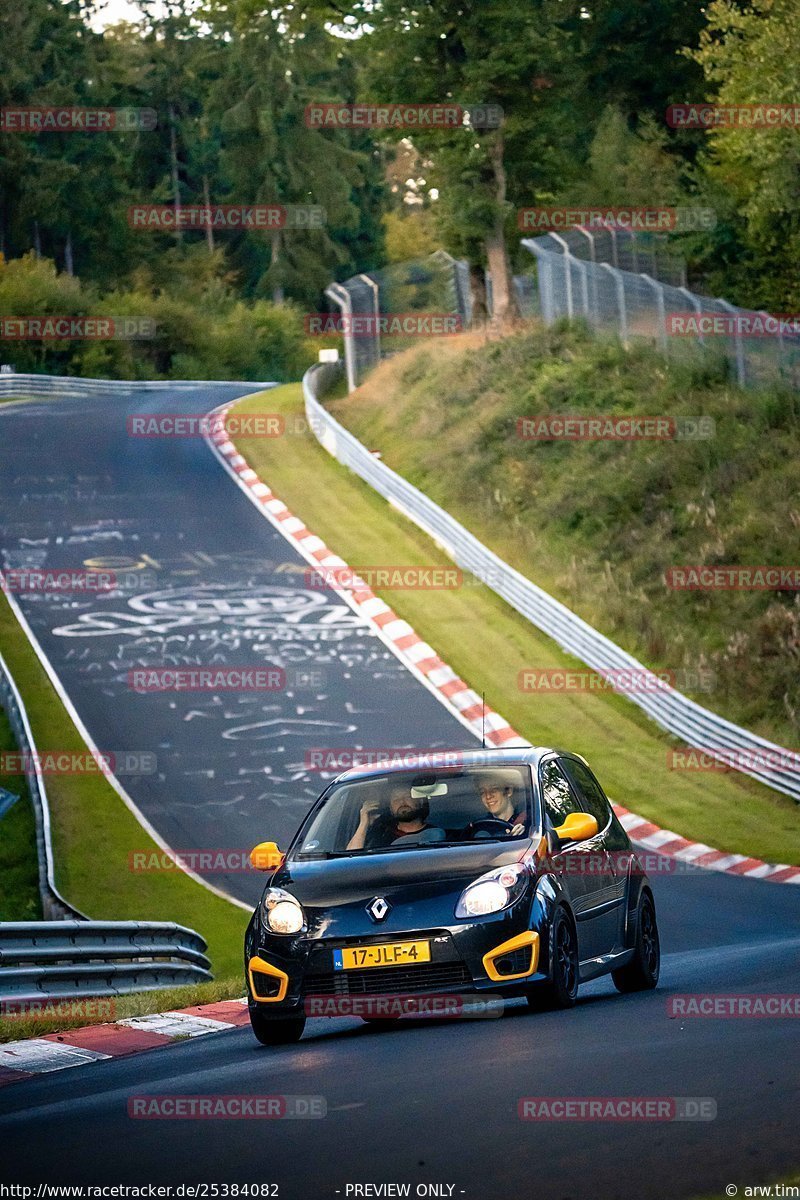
[347,786,436,850]
[470,771,527,836]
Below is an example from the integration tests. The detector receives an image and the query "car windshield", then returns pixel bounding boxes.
[294,765,533,857]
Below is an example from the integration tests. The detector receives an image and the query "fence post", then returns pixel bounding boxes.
[550,233,573,318]
[677,286,706,347]
[358,273,381,371]
[609,226,619,268]
[574,226,596,263]
[599,263,628,345]
[639,273,668,354]
[577,258,590,321]
[325,282,356,393]
[714,298,746,386]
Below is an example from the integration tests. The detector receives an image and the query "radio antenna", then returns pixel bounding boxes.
[481,693,486,749]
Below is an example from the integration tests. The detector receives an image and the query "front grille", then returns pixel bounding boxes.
[305,960,472,997]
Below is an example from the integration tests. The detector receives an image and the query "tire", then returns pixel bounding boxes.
[249,1007,306,1045]
[527,907,579,1010]
[612,891,660,993]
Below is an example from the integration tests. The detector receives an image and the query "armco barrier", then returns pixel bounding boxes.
[0,921,212,1002]
[303,361,800,803]
[0,373,273,398]
[0,651,84,920]
[0,659,214,998]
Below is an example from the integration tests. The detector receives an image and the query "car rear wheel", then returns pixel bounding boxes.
[612,892,660,993]
[249,1007,306,1045]
[527,907,578,1010]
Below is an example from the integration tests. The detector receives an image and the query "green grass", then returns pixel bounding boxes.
[231,381,800,866]
[0,592,249,981]
[0,977,242,1044]
[0,709,41,921]
[329,325,800,749]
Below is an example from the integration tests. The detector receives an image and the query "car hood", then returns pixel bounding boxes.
[274,840,532,910]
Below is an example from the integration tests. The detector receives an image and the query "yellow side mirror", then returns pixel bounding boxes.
[554,812,599,845]
[250,841,284,871]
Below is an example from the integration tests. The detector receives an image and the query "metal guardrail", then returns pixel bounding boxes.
[0,651,84,919]
[0,921,212,1002]
[0,655,214,999]
[0,373,273,398]
[303,361,800,803]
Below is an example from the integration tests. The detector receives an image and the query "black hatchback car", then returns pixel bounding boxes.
[244,748,660,1044]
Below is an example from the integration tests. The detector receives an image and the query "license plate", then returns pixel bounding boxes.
[333,940,431,971]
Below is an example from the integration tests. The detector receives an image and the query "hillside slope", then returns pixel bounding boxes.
[328,325,800,748]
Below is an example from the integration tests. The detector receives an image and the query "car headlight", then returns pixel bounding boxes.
[261,888,306,935]
[455,865,527,918]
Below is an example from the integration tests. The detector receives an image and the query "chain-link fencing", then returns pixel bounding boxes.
[523,232,800,391]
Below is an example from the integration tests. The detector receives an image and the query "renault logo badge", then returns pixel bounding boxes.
[367,896,391,922]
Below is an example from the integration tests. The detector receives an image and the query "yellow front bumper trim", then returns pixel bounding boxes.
[482,930,540,982]
[248,955,289,1003]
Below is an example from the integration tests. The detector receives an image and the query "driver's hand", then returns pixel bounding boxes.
[359,799,381,825]
[510,822,525,837]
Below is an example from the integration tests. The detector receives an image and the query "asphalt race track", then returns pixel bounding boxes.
[0,384,476,904]
[1,384,799,1198]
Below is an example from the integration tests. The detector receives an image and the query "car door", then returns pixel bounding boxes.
[538,757,613,962]
[560,756,628,954]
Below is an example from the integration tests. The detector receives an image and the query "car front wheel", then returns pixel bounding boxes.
[527,907,579,1010]
[249,1007,306,1045]
[612,891,660,993]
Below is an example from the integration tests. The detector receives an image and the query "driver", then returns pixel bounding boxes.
[346,785,437,850]
[469,770,528,837]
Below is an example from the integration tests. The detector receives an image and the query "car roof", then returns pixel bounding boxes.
[332,745,584,784]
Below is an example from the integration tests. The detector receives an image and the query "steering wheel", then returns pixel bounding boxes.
[469,817,516,839]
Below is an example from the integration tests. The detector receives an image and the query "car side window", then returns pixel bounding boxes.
[562,759,612,830]
[539,759,583,826]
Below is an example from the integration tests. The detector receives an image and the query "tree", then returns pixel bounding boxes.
[687,0,800,309]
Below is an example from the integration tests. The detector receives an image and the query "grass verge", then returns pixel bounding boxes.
[0,708,42,921]
[231,382,800,866]
[0,977,242,1044]
[0,591,249,986]
[330,326,800,748]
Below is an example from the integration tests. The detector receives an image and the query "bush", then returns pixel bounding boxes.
[0,253,312,382]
